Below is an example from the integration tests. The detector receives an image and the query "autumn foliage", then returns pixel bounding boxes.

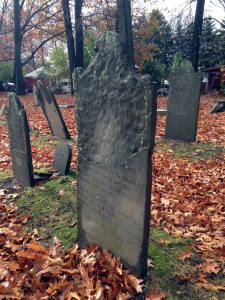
[0,92,224,298]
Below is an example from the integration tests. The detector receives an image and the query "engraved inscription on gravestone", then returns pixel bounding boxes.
[165,60,201,142]
[52,142,72,175]
[36,80,70,139]
[7,93,34,186]
[75,32,157,276]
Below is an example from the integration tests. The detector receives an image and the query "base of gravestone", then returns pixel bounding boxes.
[34,172,52,181]
[77,149,152,277]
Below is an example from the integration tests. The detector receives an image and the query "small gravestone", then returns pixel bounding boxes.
[33,84,40,106]
[165,60,201,142]
[75,32,157,276]
[52,142,72,175]
[7,93,34,186]
[36,81,70,139]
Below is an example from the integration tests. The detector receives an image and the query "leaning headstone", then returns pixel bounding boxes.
[74,32,157,276]
[7,93,34,186]
[33,84,40,106]
[52,142,72,175]
[36,80,70,139]
[165,60,201,142]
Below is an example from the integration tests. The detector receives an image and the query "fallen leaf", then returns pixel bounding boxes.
[58,189,66,197]
[146,287,168,300]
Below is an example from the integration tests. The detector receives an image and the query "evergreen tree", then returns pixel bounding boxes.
[148,10,173,72]
[216,18,225,65]
[199,18,218,68]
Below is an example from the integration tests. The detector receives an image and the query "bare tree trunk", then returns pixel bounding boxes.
[62,0,76,94]
[75,0,84,68]
[116,0,134,68]
[14,0,25,95]
[191,0,205,72]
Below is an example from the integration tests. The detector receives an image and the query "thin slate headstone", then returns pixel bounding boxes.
[165,60,201,142]
[36,80,70,139]
[74,32,157,276]
[33,84,40,106]
[7,93,34,186]
[52,142,72,175]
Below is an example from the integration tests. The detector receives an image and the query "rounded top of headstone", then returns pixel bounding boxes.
[94,31,122,57]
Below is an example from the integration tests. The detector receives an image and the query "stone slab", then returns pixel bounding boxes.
[78,149,152,274]
[37,81,70,139]
[52,142,72,175]
[7,93,34,186]
[165,60,201,142]
[75,32,157,276]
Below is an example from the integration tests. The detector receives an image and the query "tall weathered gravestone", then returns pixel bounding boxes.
[75,32,157,276]
[36,81,70,139]
[165,60,201,142]
[7,93,34,186]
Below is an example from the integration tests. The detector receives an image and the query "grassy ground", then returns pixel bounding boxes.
[155,138,224,162]
[17,171,77,252]
[146,228,224,300]
[1,138,224,299]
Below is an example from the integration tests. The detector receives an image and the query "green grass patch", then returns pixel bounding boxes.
[0,169,13,182]
[155,138,223,162]
[17,171,77,252]
[30,129,77,148]
[146,227,224,300]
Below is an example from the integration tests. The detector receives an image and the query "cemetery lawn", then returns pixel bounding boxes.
[17,171,77,253]
[0,92,224,299]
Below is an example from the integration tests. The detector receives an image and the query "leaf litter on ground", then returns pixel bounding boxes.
[0,92,225,298]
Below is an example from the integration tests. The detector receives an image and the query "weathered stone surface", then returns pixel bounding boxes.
[210,99,225,113]
[165,60,201,142]
[33,84,40,106]
[52,142,72,175]
[75,32,157,276]
[7,93,34,186]
[36,81,70,139]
